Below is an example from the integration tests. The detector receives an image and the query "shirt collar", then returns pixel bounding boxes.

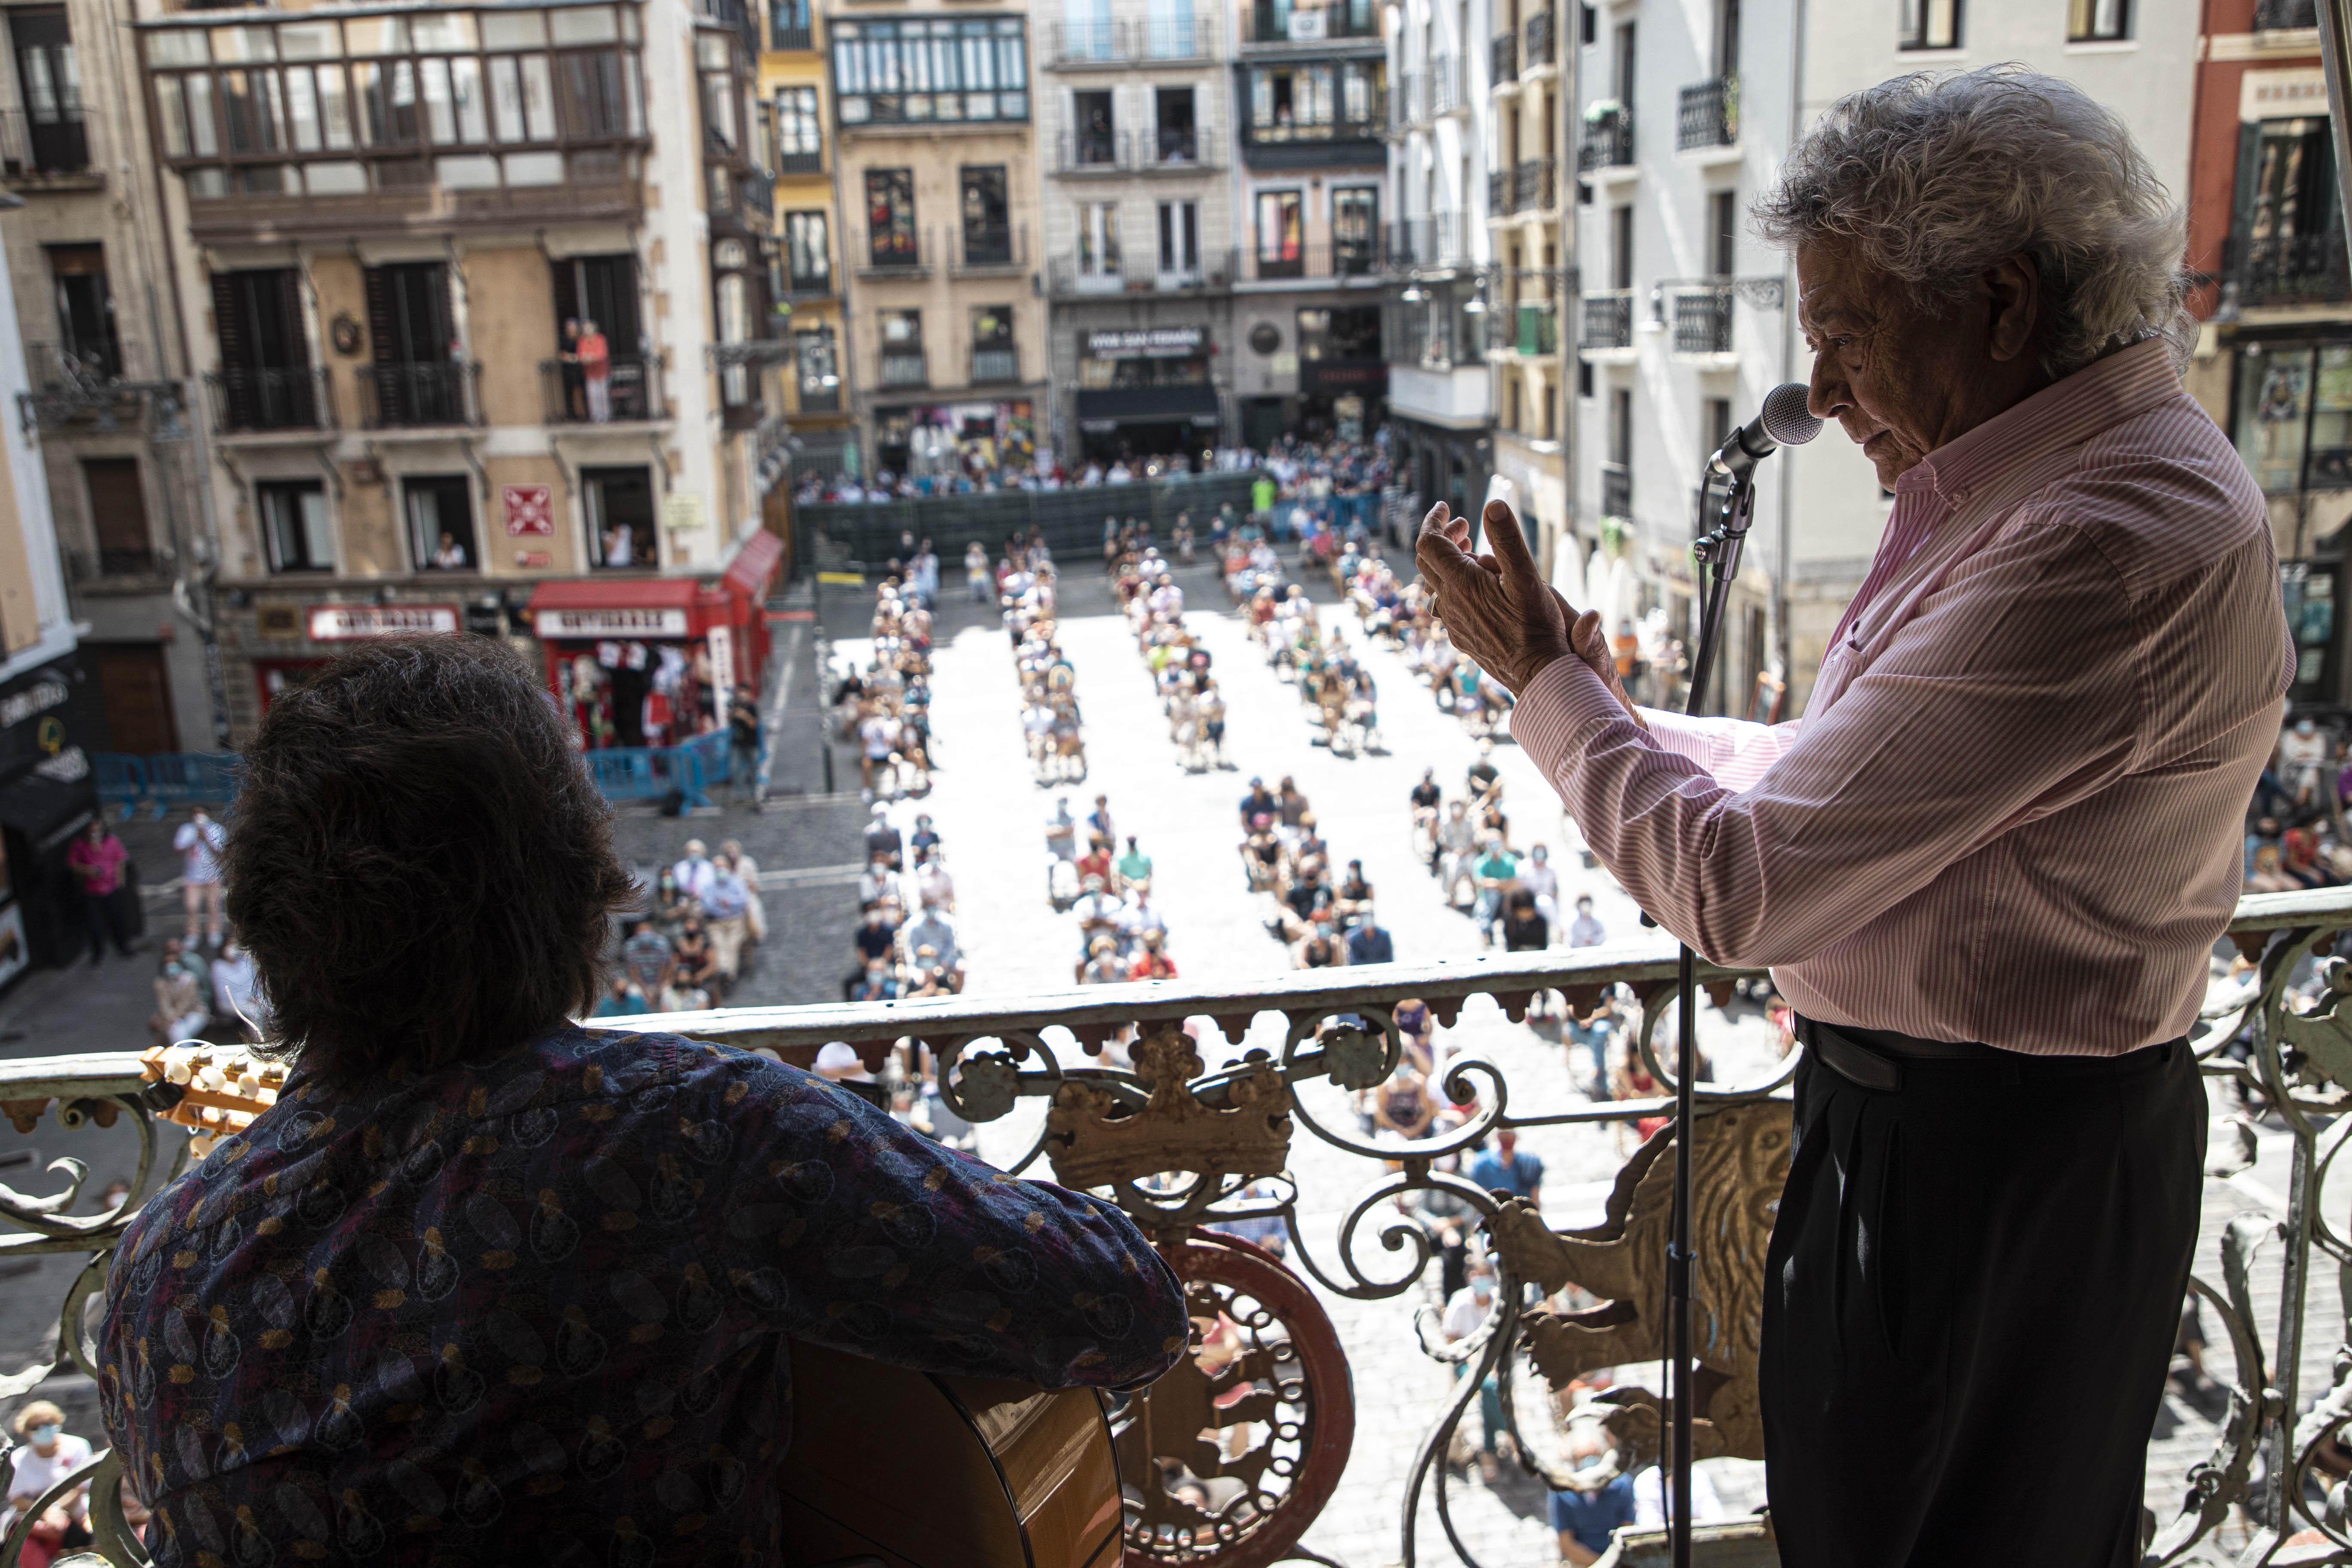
[1896,337,2182,508]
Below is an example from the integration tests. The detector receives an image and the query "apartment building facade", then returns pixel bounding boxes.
[1229,0,1390,447]
[1571,0,2199,712]
[1384,0,1495,529]
[0,0,217,754]
[2177,0,2347,707]
[128,0,784,747]
[1036,0,1237,462]
[1483,0,1567,571]
[828,3,1047,480]
[764,0,854,490]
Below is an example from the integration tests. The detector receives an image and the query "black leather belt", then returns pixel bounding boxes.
[1795,1015,2008,1092]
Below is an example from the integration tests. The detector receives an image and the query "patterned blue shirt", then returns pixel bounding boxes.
[98,1026,1187,1565]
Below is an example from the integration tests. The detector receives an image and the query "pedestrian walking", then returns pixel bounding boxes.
[727,685,763,806]
[65,818,135,964]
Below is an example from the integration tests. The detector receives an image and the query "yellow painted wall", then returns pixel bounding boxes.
[483,454,579,576]
[338,466,400,575]
[306,255,369,423]
[465,247,557,426]
[0,433,32,655]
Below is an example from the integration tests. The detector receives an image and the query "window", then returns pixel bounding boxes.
[879,310,924,387]
[404,473,476,570]
[1298,304,1379,361]
[795,324,839,412]
[2233,341,2352,495]
[84,458,152,574]
[364,261,464,425]
[772,0,811,49]
[1705,396,1732,453]
[785,211,831,291]
[1507,376,1522,432]
[1612,21,1635,104]
[1708,190,1736,277]
[962,165,1011,264]
[1064,0,1112,62]
[142,8,646,200]
[1158,200,1200,277]
[47,244,116,379]
[584,464,654,568]
[1608,386,1631,465]
[830,18,1028,126]
[259,479,333,572]
[1074,90,1115,165]
[1715,0,1740,72]
[1580,3,1596,45]
[1609,204,1632,289]
[1245,62,1381,140]
[1078,201,1122,281]
[1145,0,1197,56]
[1333,186,1378,273]
[1578,360,1593,398]
[1154,86,1195,163]
[866,168,917,266]
[971,305,1015,382]
[212,268,315,429]
[1898,0,1960,49]
[12,7,86,175]
[1256,189,1302,277]
[1542,383,1557,440]
[776,85,820,171]
[714,251,754,410]
[2067,0,2127,39]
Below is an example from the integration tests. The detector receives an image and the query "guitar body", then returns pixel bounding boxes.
[780,1339,1124,1568]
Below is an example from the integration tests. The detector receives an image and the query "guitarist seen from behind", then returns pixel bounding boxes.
[96,638,1191,1566]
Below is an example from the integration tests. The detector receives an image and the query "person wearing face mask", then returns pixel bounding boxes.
[1548,1421,1638,1566]
[1440,1263,1507,1484]
[3,1401,92,1562]
[209,937,267,1041]
[2279,714,2334,809]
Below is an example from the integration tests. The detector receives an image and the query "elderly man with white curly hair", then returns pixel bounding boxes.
[1421,67,2290,1564]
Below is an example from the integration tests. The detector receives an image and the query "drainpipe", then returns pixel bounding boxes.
[1772,0,1806,696]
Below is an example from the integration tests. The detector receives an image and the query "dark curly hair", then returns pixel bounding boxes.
[224,637,635,1084]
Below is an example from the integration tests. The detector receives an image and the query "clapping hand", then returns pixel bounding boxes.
[1414,499,1648,728]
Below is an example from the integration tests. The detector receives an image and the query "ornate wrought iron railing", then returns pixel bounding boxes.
[10,887,2352,1565]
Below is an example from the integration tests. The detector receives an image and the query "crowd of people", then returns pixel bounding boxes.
[603,836,768,1015]
[830,574,936,803]
[1044,793,1180,1002]
[1006,551,1087,787]
[1234,776,1394,971]
[2247,712,2352,895]
[792,435,1390,509]
[1115,536,1231,773]
[843,803,964,1003]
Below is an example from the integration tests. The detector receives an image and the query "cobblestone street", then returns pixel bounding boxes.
[0,554,2326,1565]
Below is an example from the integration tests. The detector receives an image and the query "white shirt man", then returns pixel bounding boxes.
[916,856,955,911]
[1519,846,1561,930]
[672,842,717,903]
[1567,899,1608,949]
[1118,894,1167,945]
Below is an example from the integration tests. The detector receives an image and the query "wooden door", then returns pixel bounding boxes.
[93,643,177,755]
[83,458,151,574]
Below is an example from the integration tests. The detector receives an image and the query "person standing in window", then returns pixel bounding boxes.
[578,318,612,422]
[430,530,468,570]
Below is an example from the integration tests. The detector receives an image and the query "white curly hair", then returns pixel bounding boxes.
[1753,66,2193,375]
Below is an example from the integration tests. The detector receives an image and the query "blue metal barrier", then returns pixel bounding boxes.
[141,753,243,815]
[582,744,710,807]
[91,753,147,818]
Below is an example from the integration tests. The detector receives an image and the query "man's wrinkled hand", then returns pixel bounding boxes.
[1415,499,1642,728]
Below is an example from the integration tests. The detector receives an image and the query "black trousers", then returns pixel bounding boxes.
[1760,1031,2205,1566]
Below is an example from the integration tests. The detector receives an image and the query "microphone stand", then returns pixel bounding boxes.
[1664,459,1756,1568]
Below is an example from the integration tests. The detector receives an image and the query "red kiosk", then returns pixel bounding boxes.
[527,532,782,749]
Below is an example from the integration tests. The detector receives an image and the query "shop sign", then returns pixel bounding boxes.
[503,484,555,536]
[535,606,692,639]
[0,677,67,735]
[707,625,735,698]
[663,493,707,536]
[306,604,462,641]
[1086,326,1205,359]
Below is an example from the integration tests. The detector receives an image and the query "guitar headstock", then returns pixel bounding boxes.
[139,1044,288,1154]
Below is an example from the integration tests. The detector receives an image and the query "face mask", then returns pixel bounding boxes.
[29,1424,58,1444]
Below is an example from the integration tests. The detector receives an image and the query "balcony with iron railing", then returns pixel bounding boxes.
[971,344,1020,384]
[1669,285,1733,355]
[66,545,164,581]
[1578,104,1634,172]
[0,107,96,187]
[1241,0,1380,44]
[1490,30,1517,83]
[2224,228,2352,310]
[1524,6,1556,68]
[1386,212,1464,269]
[1487,168,1510,215]
[25,884,2343,1568]
[1240,112,1384,155]
[1046,248,1238,294]
[771,15,815,49]
[1047,12,1219,62]
[1601,459,1631,518]
[956,222,1026,275]
[1512,156,1556,212]
[353,359,483,429]
[1050,18,1127,63]
[2254,0,2317,26]
[1139,126,1215,171]
[1580,289,1633,349]
[860,226,933,280]
[878,348,928,388]
[1055,128,1132,174]
[538,352,667,424]
[1676,75,1737,151]
[205,364,333,434]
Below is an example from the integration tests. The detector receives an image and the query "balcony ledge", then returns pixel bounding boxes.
[1578,345,1636,365]
[1584,162,1638,190]
[1675,140,1743,169]
[0,171,104,194]
[1671,349,1742,371]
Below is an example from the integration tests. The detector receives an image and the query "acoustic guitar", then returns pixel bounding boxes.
[780,1339,1124,1568]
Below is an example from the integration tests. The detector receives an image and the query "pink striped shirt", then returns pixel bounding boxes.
[1513,340,2293,1055]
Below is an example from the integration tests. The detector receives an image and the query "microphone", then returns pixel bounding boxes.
[1708,382,1823,480]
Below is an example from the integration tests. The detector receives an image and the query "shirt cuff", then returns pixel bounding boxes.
[1508,656,1633,779]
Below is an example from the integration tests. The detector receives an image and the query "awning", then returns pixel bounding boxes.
[0,751,98,847]
[527,577,705,640]
[723,530,784,603]
[1074,384,1220,424]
